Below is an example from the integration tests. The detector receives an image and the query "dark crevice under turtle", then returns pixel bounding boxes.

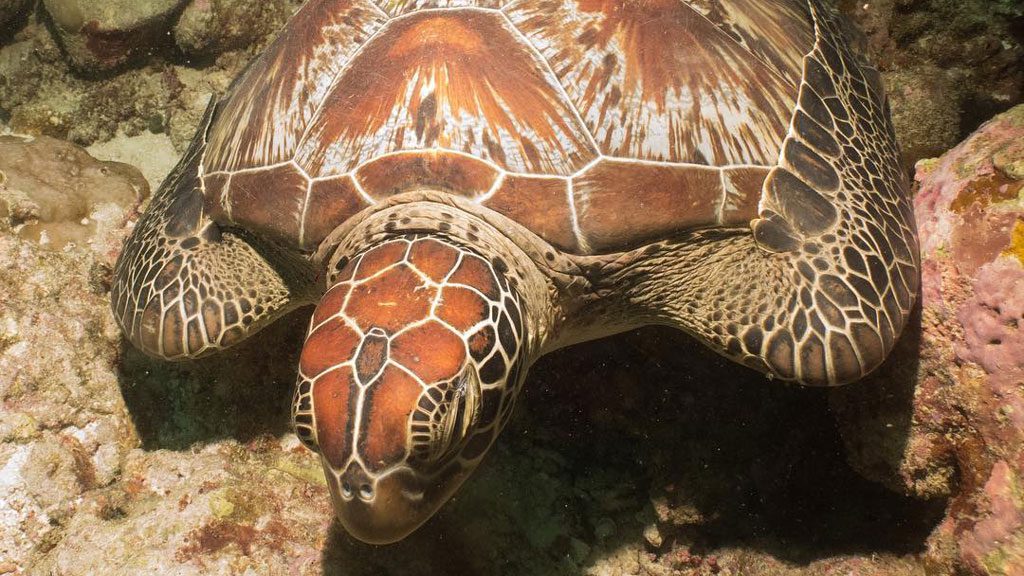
[111,0,919,544]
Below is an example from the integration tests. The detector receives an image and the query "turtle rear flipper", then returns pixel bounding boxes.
[632,0,918,386]
[110,106,298,360]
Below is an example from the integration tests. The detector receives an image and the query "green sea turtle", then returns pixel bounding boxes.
[111,0,919,544]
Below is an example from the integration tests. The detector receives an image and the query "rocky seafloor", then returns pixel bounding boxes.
[1,0,1023,574]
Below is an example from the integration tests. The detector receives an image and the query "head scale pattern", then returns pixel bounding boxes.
[291,234,526,542]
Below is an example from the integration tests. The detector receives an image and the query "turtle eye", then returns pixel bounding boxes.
[427,367,481,464]
[450,373,479,441]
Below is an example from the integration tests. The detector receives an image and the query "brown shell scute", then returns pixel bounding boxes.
[355,152,500,200]
[505,0,807,165]
[375,0,504,16]
[193,0,820,255]
[204,0,389,173]
[683,0,814,86]
[226,164,309,246]
[485,175,579,253]
[297,9,598,177]
[573,160,766,251]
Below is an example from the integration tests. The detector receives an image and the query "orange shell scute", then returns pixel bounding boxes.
[360,365,423,470]
[448,255,499,299]
[391,321,467,384]
[301,319,361,377]
[354,241,409,281]
[345,264,438,333]
[437,286,490,332]
[313,365,357,469]
[407,238,460,282]
[311,282,350,327]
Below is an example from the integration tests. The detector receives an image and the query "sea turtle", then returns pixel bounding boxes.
[111,0,920,544]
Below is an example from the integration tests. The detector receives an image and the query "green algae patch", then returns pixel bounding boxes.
[208,489,236,519]
[1000,160,1024,182]
[981,527,1024,575]
[206,485,269,524]
[274,455,327,486]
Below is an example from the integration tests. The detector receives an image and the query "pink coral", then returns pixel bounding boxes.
[833,104,1024,575]
[958,258,1024,384]
[959,461,1024,575]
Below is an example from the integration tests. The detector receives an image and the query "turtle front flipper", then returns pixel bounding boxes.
[111,105,299,360]
[622,0,919,386]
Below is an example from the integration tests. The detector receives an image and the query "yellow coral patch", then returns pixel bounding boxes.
[1004,219,1024,265]
[950,172,1024,213]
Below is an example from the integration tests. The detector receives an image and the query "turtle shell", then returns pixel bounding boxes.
[198,0,816,255]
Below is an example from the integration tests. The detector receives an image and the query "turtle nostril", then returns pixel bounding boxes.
[338,461,374,502]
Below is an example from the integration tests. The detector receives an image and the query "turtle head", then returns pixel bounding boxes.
[292,235,527,544]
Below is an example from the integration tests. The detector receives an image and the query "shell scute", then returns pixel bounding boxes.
[225,163,310,247]
[294,9,598,177]
[573,159,739,251]
[354,151,500,201]
[204,0,388,173]
[188,0,823,255]
[305,175,370,249]
[375,0,504,16]
[483,175,579,253]
[721,167,770,225]
[504,0,810,165]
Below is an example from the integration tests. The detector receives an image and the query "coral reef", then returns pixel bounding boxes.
[882,64,963,170]
[40,0,187,72]
[0,137,145,572]
[838,0,1024,166]
[0,0,31,37]
[85,130,180,191]
[0,134,147,248]
[0,1,297,150]
[831,104,1024,574]
[173,0,301,58]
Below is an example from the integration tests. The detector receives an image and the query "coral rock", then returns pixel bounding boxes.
[884,65,965,169]
[0,134,147,251]
[0,0,31,35]
[173,0,299,58]
[831,104,1024,574]
[838,0,1024,168]
[41,0,187,72]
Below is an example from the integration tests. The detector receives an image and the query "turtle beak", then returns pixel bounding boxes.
[327,462,452,545]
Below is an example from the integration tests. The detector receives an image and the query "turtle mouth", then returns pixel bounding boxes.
[327,456,478,544]
[329,466,439,544]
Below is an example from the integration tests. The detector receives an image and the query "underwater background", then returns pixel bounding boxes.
[1,0,1023,574]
